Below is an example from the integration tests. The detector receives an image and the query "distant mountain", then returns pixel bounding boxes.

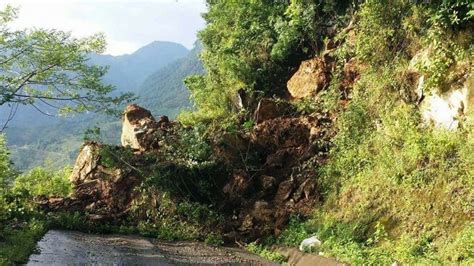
[137,43,204,117]
[0,41,188,128]
[4,41,203,170]
[89,41,189,93]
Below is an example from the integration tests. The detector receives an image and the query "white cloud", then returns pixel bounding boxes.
[0,0,206,55]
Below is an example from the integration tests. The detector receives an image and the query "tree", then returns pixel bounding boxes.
[0,6,133,130]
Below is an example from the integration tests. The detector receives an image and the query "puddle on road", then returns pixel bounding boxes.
[27,230,171,265]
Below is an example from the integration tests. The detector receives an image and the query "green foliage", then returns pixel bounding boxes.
[0,137,76,265]
[0,135,13,189]
[12,167,72,197]
[204,233,224,246]
[429,0,474,28]
[185,1,353,123]
[83,126,102,142]
[272,0,352,61]
[246,242,287,263]
[0,6,133,117]
[355,0,412,65]
[0,219,47,265]
[99,145,135,169]
[130,192,223,241]
[275,217,312,247]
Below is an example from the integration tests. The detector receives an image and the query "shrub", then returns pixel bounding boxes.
[12,167,72,198]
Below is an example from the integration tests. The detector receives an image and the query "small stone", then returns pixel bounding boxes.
[299,236,322,252]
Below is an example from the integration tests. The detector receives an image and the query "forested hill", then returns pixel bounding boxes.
[88,41,189,93]
[138,43,204,117]
[4,42,202,170]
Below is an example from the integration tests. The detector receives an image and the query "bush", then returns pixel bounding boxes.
[12,167,72,198]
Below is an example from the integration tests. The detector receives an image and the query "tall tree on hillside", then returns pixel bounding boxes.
[0,6,132,130]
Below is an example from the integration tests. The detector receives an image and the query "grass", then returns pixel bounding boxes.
[246,242,287,263]
[0,220,47,265]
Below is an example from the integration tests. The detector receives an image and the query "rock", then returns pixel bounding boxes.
[299,236,322,252]
[265,148,304,170]
[251,117,312,151]
[253,98,293,123]
[293,178,316,202]
[410,49,473,130]
[239,215,254,232]
[277,247,345,266]
[70,143,100,184]
[231,89,263,112]
[222,170,252,203]
[213,133,249,165]
[418,66,472,130]
[287,56,334,99]
[232,89,246,111]
[421,85,470,129]
[274,180,294,203]
[259,175,276,191]
[121,104,160,151]
[158,115,169,124]
[339,58,361,99]
[251,201,273,223]
[45,142,143,219]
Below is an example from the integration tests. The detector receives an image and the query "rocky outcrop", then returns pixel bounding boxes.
[339,58,361,99]
[287,55,360,100]
[421,82,471,129]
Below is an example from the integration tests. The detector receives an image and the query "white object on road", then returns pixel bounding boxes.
[299,236,322,252]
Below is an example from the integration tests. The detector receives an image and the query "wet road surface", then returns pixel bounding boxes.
[27,230,275,265]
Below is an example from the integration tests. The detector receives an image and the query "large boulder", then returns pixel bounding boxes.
[253,98,294,123]
[69,142,142,219]
[287,56,334,99]
[121,104,161,151]
[38,142,143,220]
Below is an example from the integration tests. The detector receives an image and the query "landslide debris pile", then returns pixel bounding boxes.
[40,35,365,241]
[40,97,335,241]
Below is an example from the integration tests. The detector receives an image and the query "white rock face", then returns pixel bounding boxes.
[421,85,469,130]
[299,236,322,252]
[410,48,473,130]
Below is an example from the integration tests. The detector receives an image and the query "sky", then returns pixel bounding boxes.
[0,0,207,55]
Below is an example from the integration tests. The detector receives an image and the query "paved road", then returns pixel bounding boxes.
[27,230,275,265]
